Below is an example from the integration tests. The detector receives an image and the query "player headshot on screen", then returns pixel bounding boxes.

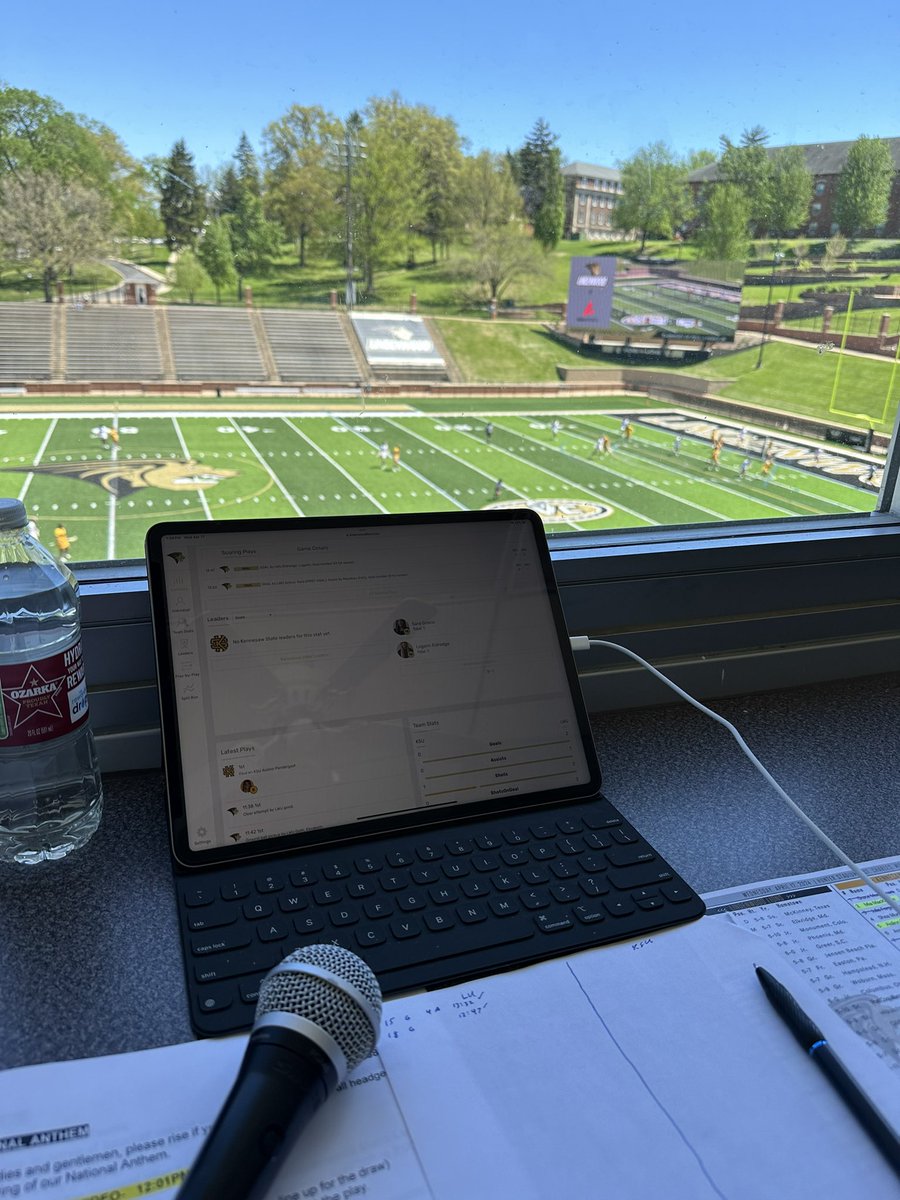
[393,618,410,635]
[397,641,415,659]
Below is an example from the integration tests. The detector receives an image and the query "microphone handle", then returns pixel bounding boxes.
[178,1026,339,1200]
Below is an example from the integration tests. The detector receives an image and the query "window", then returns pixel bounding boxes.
[3,11,899,766]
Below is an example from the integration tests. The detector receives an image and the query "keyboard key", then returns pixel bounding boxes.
[557,837,584,856]
[255,873,284,893]
[382,872,410,891]
[584,832,611,851]
[391,916,423,939]
[535,913,574,934]
[397,892,427,911]
[531,844,557,861]
[183,884,216,908]
[581,875,610,897]
[412,866,439,885]
[187,904,238,933]
[290,868,316,887]
[475,832,501,850]
[611,826,639,846]
[243,899,273,920]
[356,855,382,874]
[501,848,529,867]
[220,881,250,901]
[322,862,351,881]
[471,854,499,872]
[550,860,578,879]
[347,879,376,898]
[364,899,393,920]
[191,929,251,956]
[416,843,443,862]
[294,913,326,935]
[461,879,491,899]
[425,911,456,932]
[556,817,583,835]
[197,984,234,1013]
[313,885,344,905]
[442,861,470,879]
[446,838,473,855]
[583,813,622,830]
[607,847,656,869]
[521,866,549,885]
[490,897,520,917]
[574,903,605,924]
[503,828,528,846]
[194,946,279,985]
[330,908,359,928]
[550,883,580,903]
[637,896,664,911]
[604,896,636,918]
[387,849,414,867]
[258,921,289,941]
[609,865,673,891]
[492,871,520,891]
[355,927,387,950]
[530,823,555,840]
[661,882,694,904]
[521,889,550,911]
[430,884,458,905]
[458,903,488,925]
[278,893,308,913]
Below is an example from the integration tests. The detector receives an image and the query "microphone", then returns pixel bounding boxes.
[178,944,383,1200]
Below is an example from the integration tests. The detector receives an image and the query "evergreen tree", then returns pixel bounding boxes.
[197,216,236,302]
[719,126,771,235]
[235,132,261,196]
[159,139,205,250]
[513,119,564,249]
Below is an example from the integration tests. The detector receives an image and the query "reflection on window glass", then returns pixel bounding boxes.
[0,8,897,563]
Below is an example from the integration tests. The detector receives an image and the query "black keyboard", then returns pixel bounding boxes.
[176,796,705,1036]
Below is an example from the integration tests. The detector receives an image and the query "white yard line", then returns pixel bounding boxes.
[16,416,58,504]
[172,417,213,520]
[339,417,466,509]
[283,417,388,512]
[229,419,306,516]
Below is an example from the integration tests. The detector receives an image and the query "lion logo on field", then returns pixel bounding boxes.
[2,458,237,498]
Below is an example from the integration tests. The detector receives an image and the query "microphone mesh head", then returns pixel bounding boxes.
[256,944,382,1071]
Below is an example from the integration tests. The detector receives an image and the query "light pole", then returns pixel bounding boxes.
[331,116,365,309]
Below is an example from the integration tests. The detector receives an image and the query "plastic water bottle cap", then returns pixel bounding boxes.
[0,499,27,531]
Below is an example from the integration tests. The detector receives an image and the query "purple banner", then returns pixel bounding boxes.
[567,256,616,329]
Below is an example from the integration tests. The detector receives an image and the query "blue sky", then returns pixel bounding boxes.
[5,0,898,170]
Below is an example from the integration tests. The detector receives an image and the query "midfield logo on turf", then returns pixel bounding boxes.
[1,458,237,498]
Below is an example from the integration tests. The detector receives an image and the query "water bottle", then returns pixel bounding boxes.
[0,498,103,864]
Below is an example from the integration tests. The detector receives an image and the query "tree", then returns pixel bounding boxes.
[411,110,465,263]
[0,169,112,300]
[197,216,236,302]
[767,146,812,239]
[835,135,894,241]
[262,105,344,267]
[613,142,688,251]
[459,151,524,231]
[719,126,771,235]
[454,223,547,303]
[822,232,848,272]
[228,188,281,299]
[234,132,261,196]
[512,119,564,250]
[694,183,750,261]
[158,139,205,250]
[174,247,210,303]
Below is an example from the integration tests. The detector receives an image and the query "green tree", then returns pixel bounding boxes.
[0,169,112,300]
[512,119,564,250]
[459,151,524,231]
[174,247,210,303]
[262,104,344,267]
[834,135,894,241]
[719,126,771,235]
[613,142,688,251]
[234,132,261,196]
[158,139,205,250]
[197,216,236,302]
[694,183,750,261]
[455,224,547,303]
[412,109,465,263]
[228,189,281,300]
[352,96,425,292]
[767,146,812,239]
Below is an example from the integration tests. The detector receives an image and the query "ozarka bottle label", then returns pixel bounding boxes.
[0,639,90,747]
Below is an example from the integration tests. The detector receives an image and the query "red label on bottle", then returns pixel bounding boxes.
[0,639,90,748]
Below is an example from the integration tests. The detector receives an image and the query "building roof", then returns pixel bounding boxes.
[687,137,900,182]
[562,161,621,181]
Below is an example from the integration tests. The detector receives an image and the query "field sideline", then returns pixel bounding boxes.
[0,402,878,562]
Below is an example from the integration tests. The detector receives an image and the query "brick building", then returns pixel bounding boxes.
[687,138,900,238]
[561,162,624,239]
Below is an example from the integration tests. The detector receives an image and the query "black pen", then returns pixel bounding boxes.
[755,965,900,1178]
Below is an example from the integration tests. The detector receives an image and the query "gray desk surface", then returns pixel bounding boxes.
[2,672,897,1071]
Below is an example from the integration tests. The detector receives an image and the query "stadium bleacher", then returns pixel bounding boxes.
[66,306,164,381]
[262,309,362,384]
[0,303,54,381]
[167,306,265,382]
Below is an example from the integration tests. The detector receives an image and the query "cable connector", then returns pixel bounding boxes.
[569,636,591,653]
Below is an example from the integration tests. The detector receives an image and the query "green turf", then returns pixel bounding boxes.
[0,406,878,564]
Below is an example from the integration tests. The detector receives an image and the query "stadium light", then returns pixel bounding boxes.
[755,247,783,369]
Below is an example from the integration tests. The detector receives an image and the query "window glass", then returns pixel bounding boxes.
[0,11,897,566]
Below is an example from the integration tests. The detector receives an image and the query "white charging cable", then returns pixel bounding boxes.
[571,635,900,919]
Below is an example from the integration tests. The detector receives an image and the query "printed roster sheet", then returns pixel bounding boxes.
[2,862,900,1200]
